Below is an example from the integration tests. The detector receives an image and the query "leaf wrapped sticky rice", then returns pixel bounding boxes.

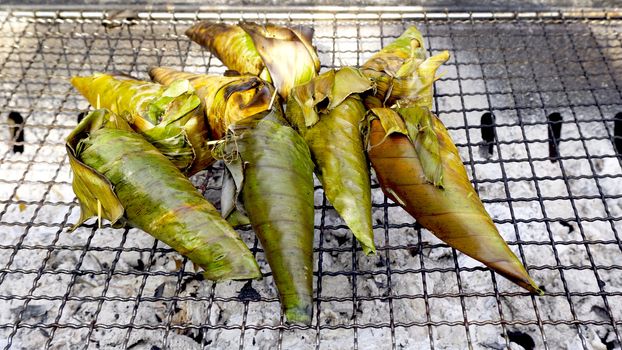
[66,109,261,281]
[367,107,542,294]
[71,73,212,175]
[363,26,542,294]
[214,107,315,324]
[287,67,375,255]
[152,68,316,317]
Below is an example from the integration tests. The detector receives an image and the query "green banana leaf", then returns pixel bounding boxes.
[186,21,320,99]
[151,68,317,317]
[66,109,261,281]
[149,67,275,140]
[71,73,212,175]
[214,107,316,324]
[287,67,376,255]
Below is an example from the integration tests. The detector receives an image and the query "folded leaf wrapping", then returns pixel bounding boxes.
[66,109,261,281]
[362,26,449,109]
[363,26,542,294]
[186,21,320,99]
[287,67,376,255]
[149,67,275,140]
[71,73,213,175]
[152,67,316,322]
[214,108,316,324]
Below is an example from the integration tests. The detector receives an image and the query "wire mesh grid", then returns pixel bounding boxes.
[0,7,621,350]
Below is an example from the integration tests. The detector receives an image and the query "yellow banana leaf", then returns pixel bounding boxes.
[149,67,275,140]
[71,73,212,175]
[186,21,320,99]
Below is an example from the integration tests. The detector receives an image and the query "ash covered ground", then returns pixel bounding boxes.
[0,10,621,350]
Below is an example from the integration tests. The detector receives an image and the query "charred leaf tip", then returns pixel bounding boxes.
[285,305,313,325]
[364,248,377,256]
[362,244,377,256]
[533,286,545,296]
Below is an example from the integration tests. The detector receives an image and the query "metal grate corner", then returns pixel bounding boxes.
[0,8,621,350]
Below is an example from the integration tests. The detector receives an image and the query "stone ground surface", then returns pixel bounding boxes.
[0,7,621,350]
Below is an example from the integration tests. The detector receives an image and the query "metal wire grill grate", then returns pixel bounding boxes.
[0,8,621,350]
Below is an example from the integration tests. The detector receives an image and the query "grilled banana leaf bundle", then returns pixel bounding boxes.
[66,109,261,281]
[71,73,213,175]
[185,21,320,99]
[363,27,542,294]
[214,107,316,324]
[367,107,541,293]
[149,67,317,322]
[287,67,376,255]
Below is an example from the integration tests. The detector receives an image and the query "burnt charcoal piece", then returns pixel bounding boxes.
[614,112,622,156]
[127,339,146,349]
[480,112,496,156]
[7,111,24,153]
[507,330,535,350]
[408,245,419,257]
[77,111,86,124]
[335,234,348,246]
[597,279,607,289]
[238,281,261,301]
[179,273,204,294]
[11,304,48,321]
[559,220,575,233]
[153,283,165,298]
[134,259,145,271]
[599,330,619,350]
[547,112,563,162]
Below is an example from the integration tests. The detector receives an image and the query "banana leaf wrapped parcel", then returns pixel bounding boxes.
[185,21,320,99]
[66,109,261,281]
[151,67,316,322]
[214,105,316,324]
[367,107,542,294]
[363,27,543,294]
[149,67,274,140]
[71,73,212,175]
[287,67,376,255]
